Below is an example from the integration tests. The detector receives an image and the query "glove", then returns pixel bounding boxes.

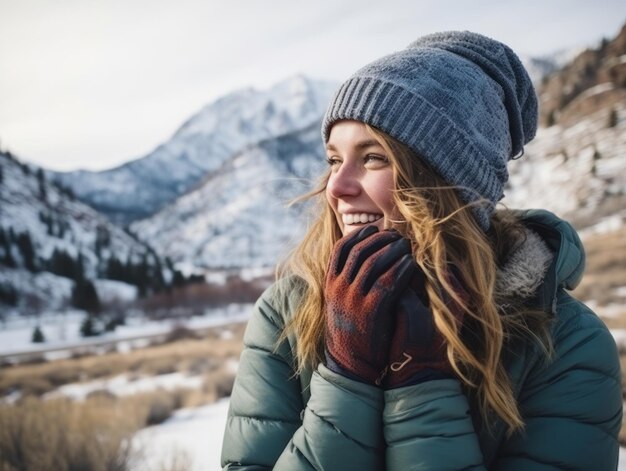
[324,225,415,386]
[384,266,466,389]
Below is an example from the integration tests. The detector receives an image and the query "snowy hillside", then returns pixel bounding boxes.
[0,151,169,315]
[54,75,337,224]
[131,122,326,269]
[504,102,626,222]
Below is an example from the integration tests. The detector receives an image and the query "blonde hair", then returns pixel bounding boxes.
[278,124,551,434]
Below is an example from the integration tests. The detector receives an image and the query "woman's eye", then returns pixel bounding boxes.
[326,156,341,167]
[364,154,389,168]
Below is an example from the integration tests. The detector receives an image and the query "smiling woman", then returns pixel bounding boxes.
[221,31,622,470]
[325,121,395,235]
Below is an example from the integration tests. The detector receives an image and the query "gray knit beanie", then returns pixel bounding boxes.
[322,31,537,230]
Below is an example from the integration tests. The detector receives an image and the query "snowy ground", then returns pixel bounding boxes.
[132,398,229,471]
[135,398,626,471]
[0,303,252,360]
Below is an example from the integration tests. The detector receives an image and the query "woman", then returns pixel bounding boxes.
[221,31,622,470]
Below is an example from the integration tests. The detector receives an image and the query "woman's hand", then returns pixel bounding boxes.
[384,268,466,389]
[324,225,415,386]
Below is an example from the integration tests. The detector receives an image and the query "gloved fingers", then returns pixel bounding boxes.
[344,231,402,283]
[360,244,414,293]
[330,225,378,276]
[346,231,405,283]
[368,250,415,295]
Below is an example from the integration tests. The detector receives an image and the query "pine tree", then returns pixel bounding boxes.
[72,278,100,313]
[48,249,78,279]
[32,325,45,343]
[172,270,186,287]
[36,168,47,201]
[80,315,100,337]
[0,283,18,306]
[75,252,85,281]
[16,232,36,271]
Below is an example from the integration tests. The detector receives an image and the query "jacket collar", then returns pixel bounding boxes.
[511,209,586,314]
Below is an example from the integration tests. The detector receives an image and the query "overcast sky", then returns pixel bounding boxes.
[1,0,625,172]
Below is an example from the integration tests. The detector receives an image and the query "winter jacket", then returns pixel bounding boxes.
[221,209,622,470]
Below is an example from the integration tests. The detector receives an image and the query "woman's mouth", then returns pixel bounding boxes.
[341,213,383,226]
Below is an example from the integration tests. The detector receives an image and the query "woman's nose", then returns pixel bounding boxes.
[327,165,361,199]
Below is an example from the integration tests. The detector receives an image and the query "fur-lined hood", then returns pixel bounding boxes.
[498,209,586,314]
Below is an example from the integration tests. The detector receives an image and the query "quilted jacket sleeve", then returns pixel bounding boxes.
[383,293,622,470]
[221,283,386,470]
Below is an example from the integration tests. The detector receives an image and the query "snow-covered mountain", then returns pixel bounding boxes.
[131,122,325,269]
[130,27,626,272]
[54,75,337,224]
[0,151,170,314]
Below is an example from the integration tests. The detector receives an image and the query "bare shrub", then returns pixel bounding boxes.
[144,392,177,426]
[205,366,236,401]
[0,396,140,471]
[164,324,200,343]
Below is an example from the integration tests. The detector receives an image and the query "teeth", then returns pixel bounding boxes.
[342,213,382,225]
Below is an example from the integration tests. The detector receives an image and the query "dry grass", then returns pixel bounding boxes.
[0,395,140,471]
[0,320,246,470]
[0,388,217,471]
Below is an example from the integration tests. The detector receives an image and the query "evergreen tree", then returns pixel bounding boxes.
[104,317,118,332]
[16,232,36,271]
[48,249,78,279]
[72,278,100,313]
[75,252,85,281]
[0,283,18,306]
[106,256,126,282]
[172,270,186,287]
[0,165,3,185]
[80,315,100,337]
[95,225,111,256]
[32,325,45,343]
[36,168,47,201]
[0,228,16,268]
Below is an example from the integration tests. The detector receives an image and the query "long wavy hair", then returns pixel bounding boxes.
[278,123,552,434]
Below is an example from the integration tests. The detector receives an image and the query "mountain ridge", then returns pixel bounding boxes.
[53,75,337,224]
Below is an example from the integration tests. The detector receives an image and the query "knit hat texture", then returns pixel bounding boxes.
[322,31,538,230]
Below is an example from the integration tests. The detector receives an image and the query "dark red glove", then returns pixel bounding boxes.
[324,225,415,386]
[384,267,466,389]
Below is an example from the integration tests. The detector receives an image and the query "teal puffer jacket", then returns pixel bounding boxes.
[221,210,622,470]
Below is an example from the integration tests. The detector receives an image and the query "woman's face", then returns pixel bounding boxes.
[325,120,396,236]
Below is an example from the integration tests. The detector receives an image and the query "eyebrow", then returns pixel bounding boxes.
[325,139,382,152]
